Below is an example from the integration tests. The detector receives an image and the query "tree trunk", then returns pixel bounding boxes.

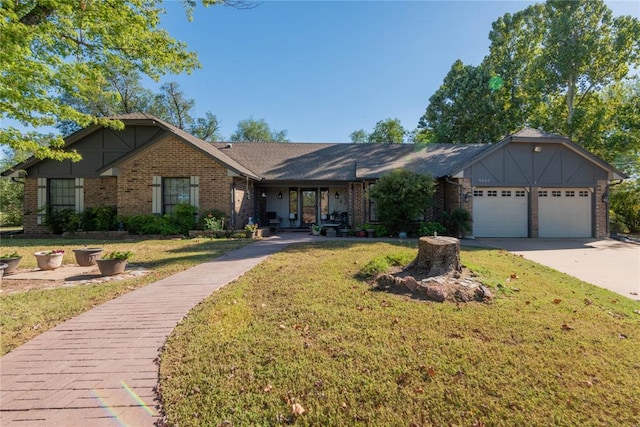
[412,236,462,277]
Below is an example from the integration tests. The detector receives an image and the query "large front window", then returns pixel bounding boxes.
[163,178,190,214]
[49,179,75,213]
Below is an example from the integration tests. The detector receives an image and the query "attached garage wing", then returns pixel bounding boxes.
[538,188,592,238]
[472,188,528,237]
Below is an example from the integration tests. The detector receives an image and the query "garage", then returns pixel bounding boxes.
[472,188,528,237]
[538,188,592,237]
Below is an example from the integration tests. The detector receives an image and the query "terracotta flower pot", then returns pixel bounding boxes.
[96,259,128,276]
[0,257,21,275]
[34,252,64,270]
[73,248,103,266]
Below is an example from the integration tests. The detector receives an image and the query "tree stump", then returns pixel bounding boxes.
[412,236,461,277]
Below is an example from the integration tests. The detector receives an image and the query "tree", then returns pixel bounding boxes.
[190,112,223,142]
[229,118,289,142]
[349,129,368,144]
[417,0,640,170]
[349,118,407,144]
[609,179,640,234]
[150,82,195,130]
[0,1,245,161]
[0,148,29,226]
[369,169,435,234]
[417,60,512,144]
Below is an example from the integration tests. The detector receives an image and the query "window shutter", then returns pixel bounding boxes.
[152,176,162,214]
[75,178,84,212]
[37,178,47,225]
[190,176,200,209]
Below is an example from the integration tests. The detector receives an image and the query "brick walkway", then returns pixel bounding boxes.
[0,233,312,426]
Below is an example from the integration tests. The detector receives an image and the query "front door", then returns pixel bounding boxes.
[301,189,317,226]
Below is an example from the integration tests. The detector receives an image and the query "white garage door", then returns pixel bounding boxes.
[538,188,592,238]
[472,188,528,237]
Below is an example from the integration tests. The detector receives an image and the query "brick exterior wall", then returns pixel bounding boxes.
[351,181,365,227]
[595,180,608,238]
[23,178,41,234]
[117,136,234,217]
[233,177,253,228]
[530,188,539,238]
[84,177,118,208]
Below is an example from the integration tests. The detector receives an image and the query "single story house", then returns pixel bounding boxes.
[2,113,627,238]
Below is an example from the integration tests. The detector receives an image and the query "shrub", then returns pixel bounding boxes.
[78,206,118,231]
[44,208,79,234]
[609,180,640,234]
[172,203,198,235]
[372,224,389,237]
[443,208,472,238]
[101,251,133,260]
[418,221,446,237]
[369,169,435,234]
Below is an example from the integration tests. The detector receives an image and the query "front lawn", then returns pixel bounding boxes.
[0,237,250,355]
[159,241,640,426]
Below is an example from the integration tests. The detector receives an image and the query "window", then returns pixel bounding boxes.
[515,190,526,197]
[163,178,190,214]
[49,179,75,213]
[552,190,562,197]
[488,190,497,197]
[579,190,589,197]
[473,190,483,197]
[538,190,548,197]
[566,190,575,197]
[502,190,512,197]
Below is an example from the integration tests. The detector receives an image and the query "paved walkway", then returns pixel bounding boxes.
[0,233,312,427]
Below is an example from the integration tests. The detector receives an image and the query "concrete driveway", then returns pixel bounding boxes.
[471,238,640,301]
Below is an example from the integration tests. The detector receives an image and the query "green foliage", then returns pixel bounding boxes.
[172,203,198,235]
[121,205,197,236]
[609,180,640,233]
[371,224,389,238]
[0,251,20,259]
[229,118,289,142]
[44,209,79,234]
[418,0,640,174]
[358,251,413,279]
[350,118,407,144]
[418,221,446,237]
[1,0,206,160]
[77,206,118,231]
[101,251,133,261]
[369,169,435,234]
[442,208,472,238]
[0,177,23,226]
[204,216,225,232]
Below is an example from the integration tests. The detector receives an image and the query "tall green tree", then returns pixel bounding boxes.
[0,0,242,161]
[230,118,289,142]
[417,0,640,173]
[417,60,511,144]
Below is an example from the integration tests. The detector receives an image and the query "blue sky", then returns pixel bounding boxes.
[153,0,638,142]
[2,1,638,148]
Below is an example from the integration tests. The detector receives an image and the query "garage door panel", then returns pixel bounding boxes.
[538,188,591,238]
[473,188,528,237]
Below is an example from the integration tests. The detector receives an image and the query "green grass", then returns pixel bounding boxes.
[0,237,250,355]
[159,241,640,426]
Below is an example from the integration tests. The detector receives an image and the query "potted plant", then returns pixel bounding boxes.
[33,249,65,270]
[311,224,322,236]
[73,247,104,266]
[0,251,22,275]
[96,251,133,276]
[244,223,258,238]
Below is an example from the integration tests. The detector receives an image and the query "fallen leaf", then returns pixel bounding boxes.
[357,305,364,311]
[525,300,531,305]
[618,334,628,339]
[510,273,519,280]
[263,384,273,393]
[427,366,436,377]
[279,324,286,329]
[292,403,305,416]
[584,299,593,305]
[413,387,424,394]
[553,299,562,304]
[561,324,574,331]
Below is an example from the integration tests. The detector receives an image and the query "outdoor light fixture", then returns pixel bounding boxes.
[335,191,339,199]
[261,192,267,198]
[533,146,542,153]
[278,191,283,199]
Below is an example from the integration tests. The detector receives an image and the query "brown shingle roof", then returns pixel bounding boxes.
[212,142,489,181]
